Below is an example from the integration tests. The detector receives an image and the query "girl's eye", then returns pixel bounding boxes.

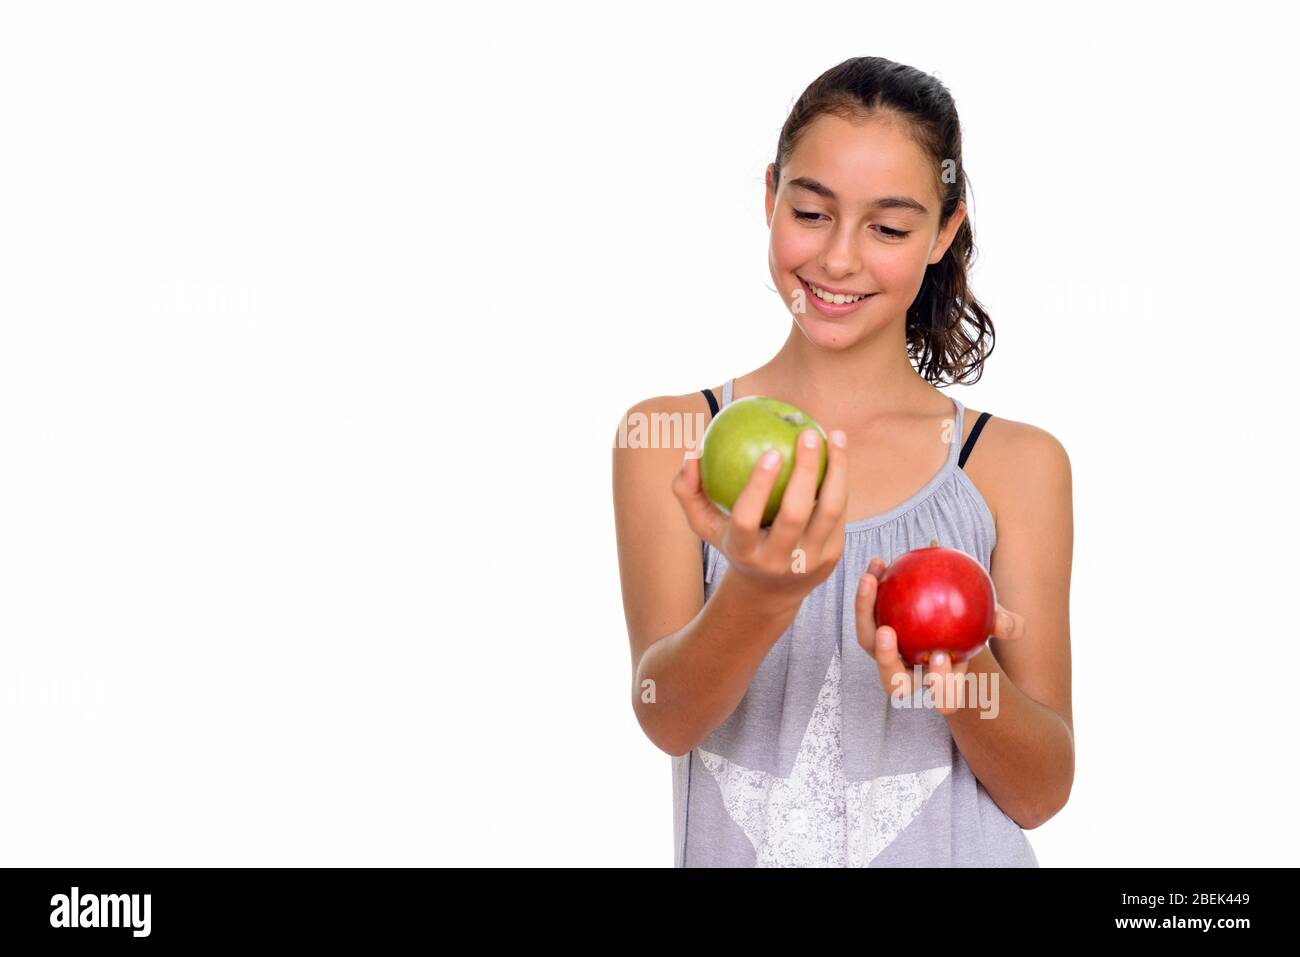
[792,210,910,239]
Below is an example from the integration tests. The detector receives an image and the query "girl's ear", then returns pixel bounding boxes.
[764,164,777,226]
[927,200,967,265]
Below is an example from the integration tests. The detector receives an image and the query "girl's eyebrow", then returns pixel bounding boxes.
[787,176,929,215]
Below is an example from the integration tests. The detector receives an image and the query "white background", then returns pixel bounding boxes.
[1,1,1296,866]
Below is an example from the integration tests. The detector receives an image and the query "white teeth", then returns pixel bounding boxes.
[804,280,867,304]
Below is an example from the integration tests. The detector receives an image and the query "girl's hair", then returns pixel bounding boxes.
[773,56,994,385]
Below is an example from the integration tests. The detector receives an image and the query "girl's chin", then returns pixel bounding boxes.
[794,317,866,349]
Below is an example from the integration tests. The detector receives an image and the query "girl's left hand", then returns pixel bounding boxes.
[854,556,1026,715]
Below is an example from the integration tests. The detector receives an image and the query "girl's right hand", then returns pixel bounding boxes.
[672,426,849,612]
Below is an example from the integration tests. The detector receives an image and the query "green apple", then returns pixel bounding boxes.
[699,396,828,527]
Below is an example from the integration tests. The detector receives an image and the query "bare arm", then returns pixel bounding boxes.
[940,642,1073,829]
[946,425,1074,828]
[632,571,802,756]
[613,394,848,756]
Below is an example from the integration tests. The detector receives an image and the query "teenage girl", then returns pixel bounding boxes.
[612,56,1073,867]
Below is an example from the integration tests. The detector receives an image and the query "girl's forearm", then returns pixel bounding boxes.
[941,646,1075,830]
[632,571,801,758]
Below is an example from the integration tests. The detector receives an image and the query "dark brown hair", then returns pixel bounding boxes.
[772,56,994,385]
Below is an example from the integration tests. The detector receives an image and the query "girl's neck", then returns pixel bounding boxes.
[739,320,947,430]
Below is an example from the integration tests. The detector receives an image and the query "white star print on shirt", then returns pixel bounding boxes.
[697,644,952,867]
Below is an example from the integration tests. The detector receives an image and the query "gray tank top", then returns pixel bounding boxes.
[673,377,1039,867]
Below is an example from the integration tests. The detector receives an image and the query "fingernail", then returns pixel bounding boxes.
[830,429,846,448]
[933,652,947,666]
[999,612,1012,633]
[760,450,780,469]
[802,429,818,448]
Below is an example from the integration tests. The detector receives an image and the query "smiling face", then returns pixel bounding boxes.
[765,111,966,348]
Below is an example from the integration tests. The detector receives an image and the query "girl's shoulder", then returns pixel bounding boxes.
[618,386,720,421]
[961,409,1069,469]
[958,408,1071,530]
[612,387,720,466]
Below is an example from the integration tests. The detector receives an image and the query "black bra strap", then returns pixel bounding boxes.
[959,412,993,469]
[701,388,719,419]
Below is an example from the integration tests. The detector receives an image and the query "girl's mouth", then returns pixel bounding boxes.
[798,276,875,316]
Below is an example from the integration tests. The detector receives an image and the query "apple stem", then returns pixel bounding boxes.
[928,537,938,548]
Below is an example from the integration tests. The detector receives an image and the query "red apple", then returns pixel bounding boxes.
[872,544,996,666]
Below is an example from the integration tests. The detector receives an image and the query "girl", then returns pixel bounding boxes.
[612,56,1073,867]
